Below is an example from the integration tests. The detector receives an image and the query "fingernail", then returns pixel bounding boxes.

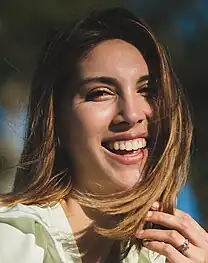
[136,230,144,236]
[146,211,153,217]
[151,201,160,210]
[142,239,151,245]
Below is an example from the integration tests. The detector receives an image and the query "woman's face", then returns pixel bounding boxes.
[63,39,152,193]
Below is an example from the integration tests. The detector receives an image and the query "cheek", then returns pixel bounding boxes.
[147,103,153,117]
[69,103,116,140]
[140,97,153,118]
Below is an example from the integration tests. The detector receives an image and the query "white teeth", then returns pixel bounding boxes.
[125,141,132,151]
[120,141,125,150]
[138,140,143,149]
[142,139,147,148]
[114,141,119,150]
[109,138,147,151]
[132,140,139,150]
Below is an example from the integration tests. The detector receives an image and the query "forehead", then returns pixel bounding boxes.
[79,39,149,78]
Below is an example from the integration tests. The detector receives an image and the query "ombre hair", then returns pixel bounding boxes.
[0,7,193,258]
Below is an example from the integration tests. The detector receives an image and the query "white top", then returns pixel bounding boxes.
[0,203,165,263]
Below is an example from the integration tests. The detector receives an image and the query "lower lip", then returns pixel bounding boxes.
[103,147,147,165]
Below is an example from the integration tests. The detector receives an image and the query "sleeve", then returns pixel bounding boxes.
[140,248,166,263]
[123,246,166,263]
[0,222,44,263]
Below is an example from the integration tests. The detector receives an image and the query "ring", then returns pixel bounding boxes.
[177,238,190,253]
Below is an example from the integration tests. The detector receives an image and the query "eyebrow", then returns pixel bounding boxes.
[78,75,150,88]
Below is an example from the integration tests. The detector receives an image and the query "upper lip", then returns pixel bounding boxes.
[102,131,148,143]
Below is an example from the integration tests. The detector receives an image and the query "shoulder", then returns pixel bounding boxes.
[0,204,63,263]
[0,219,44,263]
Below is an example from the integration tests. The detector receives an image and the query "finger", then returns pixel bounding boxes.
[136,229,199,260]
[142,240,192,263]
[145,211,207,248]
[174,208,207,235]
[151,201,160,210]
[175,209,208,247]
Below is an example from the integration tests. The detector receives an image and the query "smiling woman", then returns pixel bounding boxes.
[0,7,206,263]
[64,39,152,193]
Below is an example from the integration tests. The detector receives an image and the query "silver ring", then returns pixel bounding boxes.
[177,238,190,253]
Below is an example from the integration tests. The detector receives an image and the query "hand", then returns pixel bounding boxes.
[136,203,208,263]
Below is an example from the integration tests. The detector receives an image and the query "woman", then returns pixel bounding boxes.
[0,7,207,263]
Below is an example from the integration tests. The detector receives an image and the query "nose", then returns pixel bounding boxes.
[112,95,148,127]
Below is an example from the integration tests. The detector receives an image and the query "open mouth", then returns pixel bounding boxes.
[102,138,147,155]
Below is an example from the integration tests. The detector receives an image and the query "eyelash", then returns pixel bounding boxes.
[86,86,157,101]
[138,86,157,98]
[86,88,113,101]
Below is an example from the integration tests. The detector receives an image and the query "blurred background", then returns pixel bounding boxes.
[0,0,207,228]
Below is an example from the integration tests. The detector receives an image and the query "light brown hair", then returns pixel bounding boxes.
[0,7,193,258]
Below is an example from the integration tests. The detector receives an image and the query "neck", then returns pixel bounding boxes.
[60,197,117,263]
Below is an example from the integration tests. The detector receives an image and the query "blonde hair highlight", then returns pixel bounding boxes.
[0,8,193,258]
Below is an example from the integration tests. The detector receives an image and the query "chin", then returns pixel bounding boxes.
[98,165,143,193]
[99,150,147,192]
[115,171,142,191]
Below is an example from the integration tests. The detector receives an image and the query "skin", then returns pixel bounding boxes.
[61,39,208,262]
[63,39,151,194]
[62,39,152,262]
[136,202,208,263]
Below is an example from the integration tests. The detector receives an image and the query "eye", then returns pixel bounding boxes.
[86,88,115,102]
[137,85,157,99]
